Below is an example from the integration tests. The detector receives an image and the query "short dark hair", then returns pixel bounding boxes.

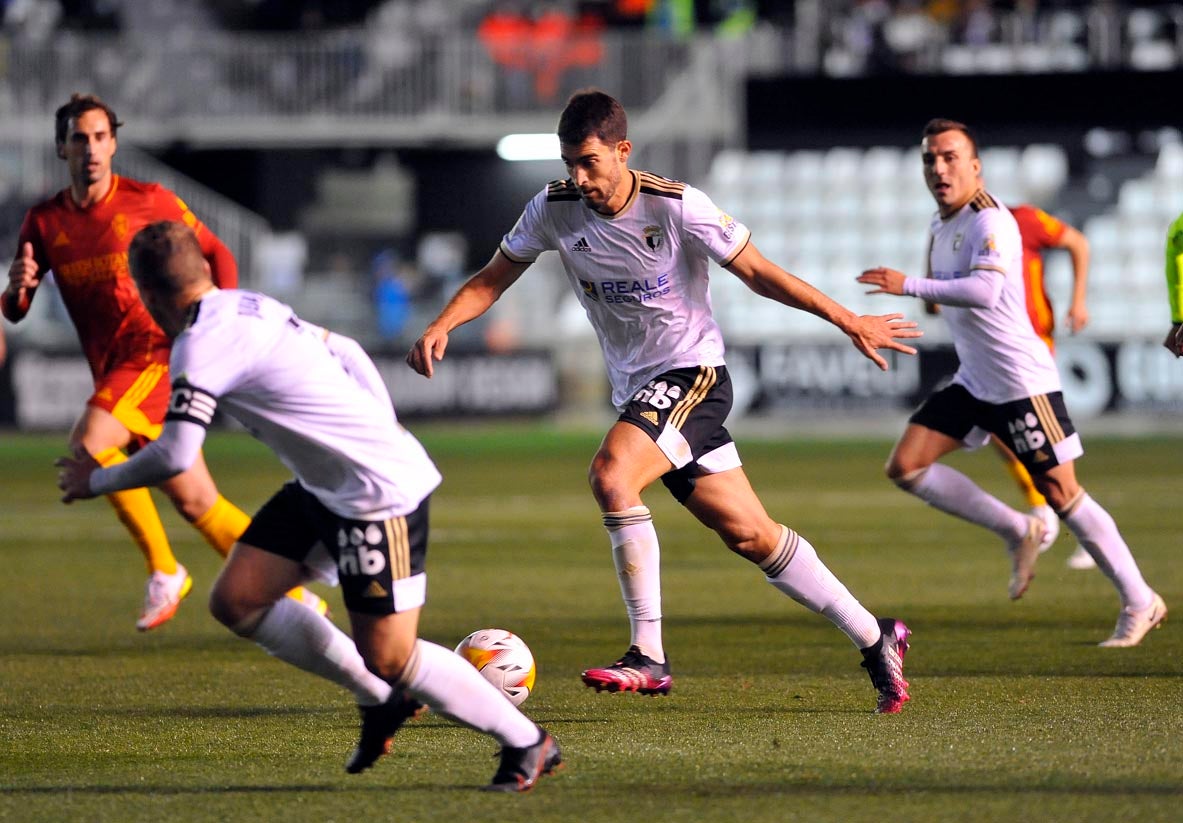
[922,118,978,157]
[128,221,206,297]
[55,93,122,145]
[557,89,627,146]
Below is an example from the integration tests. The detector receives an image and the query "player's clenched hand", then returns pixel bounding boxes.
[845,313,922,371]
[857,266,907,295]
[55,449,100,503]
[406,327,449,378]
[7,242,40,292]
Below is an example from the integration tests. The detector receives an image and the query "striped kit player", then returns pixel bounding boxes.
[410,89,922,713]
[57,221,561,791]
[859,118,1165,647]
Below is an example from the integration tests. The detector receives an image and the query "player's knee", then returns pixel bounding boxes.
[208,577,268,634]
[209,588,263,635]
[588,457,626,509]
[365,639,419,684]
[889,464,928,490]
[167,488,219,522]
[718,522,769,563]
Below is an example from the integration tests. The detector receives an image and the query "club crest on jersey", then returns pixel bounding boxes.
[112,213,130,240]
[952,232,964,250]
[643,225,664,251]
[580,278,599,301]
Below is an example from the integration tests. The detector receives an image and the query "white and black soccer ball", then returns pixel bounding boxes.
[454,628,536,706]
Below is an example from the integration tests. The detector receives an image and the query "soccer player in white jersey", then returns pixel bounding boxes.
[408,88,924,713]
[858,119,1167,647]
[55,221,562,792]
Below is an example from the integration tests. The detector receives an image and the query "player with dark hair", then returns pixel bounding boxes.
[56,221,561,792]
[2,93,326,630]
[408,88,923,714]
[859,118,1166,646]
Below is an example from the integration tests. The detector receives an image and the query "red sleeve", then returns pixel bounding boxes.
[1013,205,1065,249]
[152,186,239,288]
[198,228,238,289]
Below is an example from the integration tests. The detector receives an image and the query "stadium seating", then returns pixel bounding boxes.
[706,141,1172,343]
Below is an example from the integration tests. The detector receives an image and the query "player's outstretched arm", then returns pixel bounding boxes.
[407,250,529,378]
[56,420,206,503]
[726,244,920,371]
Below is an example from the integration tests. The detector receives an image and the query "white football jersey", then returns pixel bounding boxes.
[168,289,441,520]
[928,191,1061,403]
[500,170,750,409]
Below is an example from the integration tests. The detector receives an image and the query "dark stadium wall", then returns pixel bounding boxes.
[746,69,1182,151]
[155,146,560,269]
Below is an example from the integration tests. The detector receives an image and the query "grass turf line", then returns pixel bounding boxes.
[0,428,1179,822]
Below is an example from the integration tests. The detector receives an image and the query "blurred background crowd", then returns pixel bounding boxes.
[1,0,1180,423]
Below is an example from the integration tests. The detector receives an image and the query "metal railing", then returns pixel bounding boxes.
[0,136,272,347]
[0,29,737,148]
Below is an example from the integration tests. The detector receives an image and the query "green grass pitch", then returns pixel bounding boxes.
[1,426,1180,822]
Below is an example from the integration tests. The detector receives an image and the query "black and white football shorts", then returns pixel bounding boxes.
[618,365,741,503]
[240,481,430,616]
[909,382,1083,474]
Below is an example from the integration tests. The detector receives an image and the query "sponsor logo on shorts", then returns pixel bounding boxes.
[363,580,389,598]
[1007,411,1047,455]
[337,524,388,576]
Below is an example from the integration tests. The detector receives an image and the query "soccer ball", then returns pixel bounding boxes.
[454,628,536,706]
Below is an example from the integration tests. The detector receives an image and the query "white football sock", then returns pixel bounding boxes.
[901,464,1028,542]
[762,526,881,649]
[404,639,539,748]
[244,597,392,706]
[1061,492,1154,610]
[604,506,665,663]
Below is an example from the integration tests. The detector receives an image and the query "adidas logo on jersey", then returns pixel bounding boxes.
[571,236,591,252]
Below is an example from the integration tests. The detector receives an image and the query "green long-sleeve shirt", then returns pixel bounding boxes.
[1167,212,1183,323]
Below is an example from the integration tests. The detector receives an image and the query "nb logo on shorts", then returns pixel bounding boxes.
[634,380,683,410]
[337,524,387,576]
[1007,412,1047,455]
